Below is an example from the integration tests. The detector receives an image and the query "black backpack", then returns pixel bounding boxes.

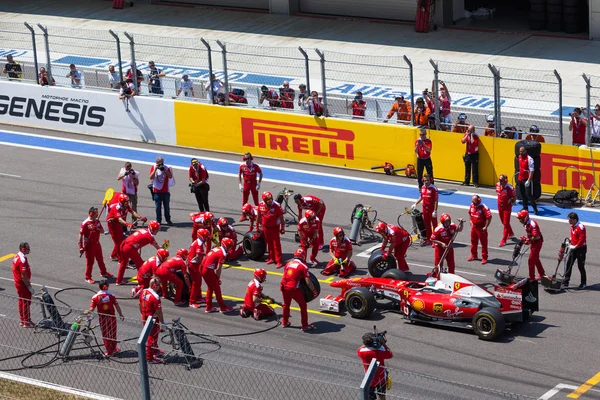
[553,190,579,208]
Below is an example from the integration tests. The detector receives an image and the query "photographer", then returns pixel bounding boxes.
[348,91,367,119]
[189,158,210,212]
[66,63,82,88]
[280,80,295,109]
[358,330,393,400]
[569,107,587,146]
[259,85,281,108]
[461,125,479,187]
[582,105,600,144]
[117,162,140,222]
[413,97,430,126]
[119,80,135,100]
[149,156,174,226]
[308,91,324,116]
[38,67,55,86]
[147,61,165,96]
[433,80,452,131]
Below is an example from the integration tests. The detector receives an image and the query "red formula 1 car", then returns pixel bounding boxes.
[320,270,539,341]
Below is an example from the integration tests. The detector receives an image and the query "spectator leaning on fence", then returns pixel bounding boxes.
[298,83,308,110]
[569,107,587,146]
[279,80,295,109]
[259,85,280,108]
[413,97,430,126]
[147,61,165,96]
[108,65,120,89]
[349,91,367,119]
[2,55,22,80]
[583,105,600,144]
[434,80,452,130]
[209,74,223,103]
[176,74,194,98]
[452,113,469,134]
[383,95,411,123]
[66,63,82,88]
[484,115,496,137]
[126,68,143,94]
[119,81,135,99]
[308,91,324,117]
[525,125,545,143]
[38,67,54,86]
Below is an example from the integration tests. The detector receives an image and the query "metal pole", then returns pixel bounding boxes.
[37,24,52,84]
[216,40,229,106]
[429,59,440,130]
[200,38,214,104]
[138,316,154,400]
[375,99,381,121]
[315,48,327,116]
[404,55,415,126]
[124,32,138,93]
[583,74,592,146]
[488,64,501,135]
[24,23,39,84]
[359,359,379,400]
[298,46,311,95]
[554,70,563,145]
[109,30,123,83]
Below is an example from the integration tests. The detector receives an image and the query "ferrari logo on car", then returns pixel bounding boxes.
[433,303,443,313]
[454,282,461,291]
[403,290,408,298]
[412,299,425,311]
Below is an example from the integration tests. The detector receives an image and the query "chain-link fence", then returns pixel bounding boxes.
[583,74,600,146]
[0,22,40,83]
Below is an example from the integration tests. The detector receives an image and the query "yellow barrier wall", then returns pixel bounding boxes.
[175,102,420,170]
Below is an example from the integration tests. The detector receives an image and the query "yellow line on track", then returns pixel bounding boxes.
[223,263,335,283]
[567,372,600,398]
[0,254,15,263]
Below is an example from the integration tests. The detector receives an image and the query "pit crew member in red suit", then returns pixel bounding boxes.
[139,277,165,364]
[297,210,322,267]
[467,195,492,264]
[517,210,546,280]
[116,221,161,285]
[190,211,215,244]
[106,194,145,262]
[155,249,192,306]
[375,222,411,272]
[131,249,169,298]
[564,212,587,289]
[239,203,258,232]
[256,191,285,268]
[496,174,516,247]
[280,248,318,331]
[79,206,112,284]
[217,217,243,260]
[412,173,438,245]
[188,228,210,308]
[240,268,275,320]
[84,280,124,356]
[294,193,326,248]
[201,238,235,313]
[12,243,34,328]
[414,128,433,189]
[430,214,464,274]
[238,153,263,205]
[358,332,393,400]
[321,227,356,277]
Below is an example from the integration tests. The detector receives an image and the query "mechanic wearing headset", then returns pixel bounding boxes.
[280,248,318,331]
[12,242,34,328]
[321,227,356,278]
[239,203,258,232]
[375,221,411,272]
[496,174,516,247]
[256,191,285,268]
[468,195,492,265]
[240,268,275,321]
[154,249,192,306]
[412,173,438,244]
[201,238,235,314]
[139,277,165,364]
[188,228,210,308]
[84,280,124,357]
[79,206,112,284]
[358,331,393,400]
[106,194,146,263]
[190,211,216,250]
[216,218,243,260]
[517,210,546,280]
[238,152,263,206]
[131,249,169,299]
[116,221,162,285]
[294,193,326,248]
[297,210,322,267]
[430,214,464,274]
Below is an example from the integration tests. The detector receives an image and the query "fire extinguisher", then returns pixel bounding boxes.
[349,206,364,244]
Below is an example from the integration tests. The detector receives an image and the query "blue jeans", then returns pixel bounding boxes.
[153,192,171,223]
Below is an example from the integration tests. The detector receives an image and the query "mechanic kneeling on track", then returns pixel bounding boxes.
[358,331,393,400]
[321,227,356,278]
[240,268,275,320]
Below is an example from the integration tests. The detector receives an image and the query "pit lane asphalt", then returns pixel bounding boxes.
[0,125,599,400]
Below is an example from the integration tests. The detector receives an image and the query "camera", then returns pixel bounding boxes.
[125,168,134,176]
[157,164,165,171]
[372,325,387,348]
[189,183,196,193]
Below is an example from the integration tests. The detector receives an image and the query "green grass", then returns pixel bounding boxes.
[0,378,89,399]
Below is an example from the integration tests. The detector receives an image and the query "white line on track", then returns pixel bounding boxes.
[538,383,600,400]
[0,172,21,178]
[0,276,62,291]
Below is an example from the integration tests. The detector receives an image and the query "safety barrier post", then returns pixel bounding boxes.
[554,69,563,144]
[404,55,415,125]
[430,59,440,130]
[359,359,378,400]
[36,24,52,84]
[315,48,327,116]
[583,74,592,146]
[138,316,154,400]
[23,23,39,84]
[200,38,214,104]
[216,41,229,106]
[375,100,382,121]
[298,46,310,95]
[108,30,123,83]
[123,32,138,93]
[489,64,501,135]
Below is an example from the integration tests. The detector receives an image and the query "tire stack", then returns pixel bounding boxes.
[529,0,546,30]
[563,0,582,33]
[546,0,563,32]
[514,140,542,201]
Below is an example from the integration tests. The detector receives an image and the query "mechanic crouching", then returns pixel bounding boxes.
[358,331,393,400]
[322,227,356,278]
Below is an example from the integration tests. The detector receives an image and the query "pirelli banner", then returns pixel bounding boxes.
[175,102,420,170]
[0,81,177,144]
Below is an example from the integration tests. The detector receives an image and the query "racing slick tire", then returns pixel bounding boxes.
[242,231,266,261]
[381,269,411,281]
[345,288,376,319]
[368,249,397,277]
[300,272,321,302]
[472,308,506,341]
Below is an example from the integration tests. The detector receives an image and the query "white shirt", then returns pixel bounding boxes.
[69,69,82,88]
[179,79,194,97]
[108,71,120,89]
[119,167,140,195]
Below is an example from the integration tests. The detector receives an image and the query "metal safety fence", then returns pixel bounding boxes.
[583,74,600,146]
[0,21,594,145]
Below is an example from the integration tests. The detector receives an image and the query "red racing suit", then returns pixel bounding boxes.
[296,195,326,246]
[240,205,258,232]
[190,212,216,249]
[117,229,159,284]
[381,225,411,272]
[155,256,188,303]
[257,201,285,264]
[239,162,262,205]
[496,182,516,242]
[297,216,321,262]
[201,247,229,310]
[469,202,492,260]
[188,238,206,306]
[89,290,119,355]
[419,184,438,240]
[241,278,274,319]
[80,216,108,280]
[280,259,310,329]
[12,252,32,325]
[139,288,162,361]
[322,236,356,277]
[217,224,243,260]
[135,256,160,293]
[431,223,459,273]
[106,201,132,261]
[524,219,546,280]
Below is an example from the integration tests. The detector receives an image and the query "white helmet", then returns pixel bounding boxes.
[486,114,494,123]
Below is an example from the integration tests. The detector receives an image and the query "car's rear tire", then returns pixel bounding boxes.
[345,288,376,319]
[243,231,266,261]
[381,269,411,281]
[472,308,506,341]
[368,249,397,277]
